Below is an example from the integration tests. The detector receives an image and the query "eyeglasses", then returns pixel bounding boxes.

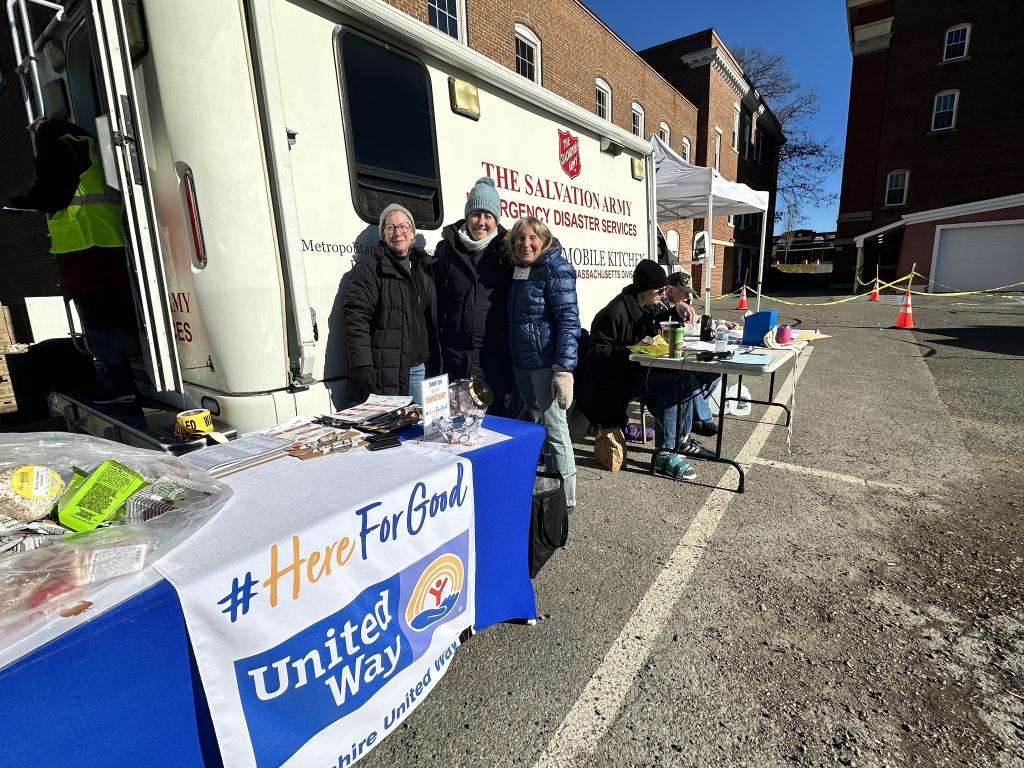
[384,223,412,234]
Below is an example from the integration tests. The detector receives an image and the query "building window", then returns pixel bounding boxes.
[943,24,970,61]
[714,129,722,170]
[631,102,644,137]
[727,215,735,228]
[681,136,691,162]
[427,0,464,42]
[595,78,611,121]
[884,170,909,207]
[514,24,541,84]
[741,113,751,159]
[754,128,763,163]
[931,90,958,131]
[659,121,670,144]
[731,106,740,151]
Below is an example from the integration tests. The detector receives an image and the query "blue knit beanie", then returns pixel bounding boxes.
[464,177,501,219]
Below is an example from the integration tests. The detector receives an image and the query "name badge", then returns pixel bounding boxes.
[513,266,531,280]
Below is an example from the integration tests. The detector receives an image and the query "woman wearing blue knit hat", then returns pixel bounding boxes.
[433,177,515,415]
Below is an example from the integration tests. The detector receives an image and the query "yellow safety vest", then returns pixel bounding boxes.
[47,135,125,254]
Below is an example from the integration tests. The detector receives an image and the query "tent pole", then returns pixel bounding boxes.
[705,193,713,317]
[755,211,768,312]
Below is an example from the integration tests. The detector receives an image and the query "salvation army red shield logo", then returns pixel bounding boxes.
[558,129,581,179]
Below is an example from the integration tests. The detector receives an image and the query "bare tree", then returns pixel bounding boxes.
[733,44,840,221]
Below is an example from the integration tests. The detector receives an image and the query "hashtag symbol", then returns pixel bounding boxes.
[217,571,260,623]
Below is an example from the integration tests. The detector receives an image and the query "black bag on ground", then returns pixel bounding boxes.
[529,472,568,578]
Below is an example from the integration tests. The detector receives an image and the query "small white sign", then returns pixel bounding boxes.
[421,374,450,435]
[513,266,531,280]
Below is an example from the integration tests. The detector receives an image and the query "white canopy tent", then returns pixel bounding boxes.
[650,135,770,314]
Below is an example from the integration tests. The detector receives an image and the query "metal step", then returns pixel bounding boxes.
[48,391,237,455]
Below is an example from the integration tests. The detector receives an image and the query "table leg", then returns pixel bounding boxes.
[673,361,685,452]
[650,367,745,493]
[648,362,687,476]
[723,369,792,427]
[715,374,727,457]
[707,373,745,493]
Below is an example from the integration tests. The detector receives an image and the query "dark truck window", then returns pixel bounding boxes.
[336,28,442,229]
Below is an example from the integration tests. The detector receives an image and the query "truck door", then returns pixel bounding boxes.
[88,0,181,392]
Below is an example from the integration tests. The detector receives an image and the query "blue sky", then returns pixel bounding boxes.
[583,0,852,234]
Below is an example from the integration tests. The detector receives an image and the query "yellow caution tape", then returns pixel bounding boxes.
[747,288,878,307]
[743,271,1023,307]
[175,408,227,444]
[906,272,1024,297]
[711,287,742,300]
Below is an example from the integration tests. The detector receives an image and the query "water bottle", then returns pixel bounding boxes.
[714,320,729,353]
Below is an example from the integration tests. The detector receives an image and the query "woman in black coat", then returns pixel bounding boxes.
[433,177,514,415]
[342,203,439,404]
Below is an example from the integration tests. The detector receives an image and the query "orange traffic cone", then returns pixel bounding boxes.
[869,277,880,302]
[736,285,748,310]
[894,290,914,329]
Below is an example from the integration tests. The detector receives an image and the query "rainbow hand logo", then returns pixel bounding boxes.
[406,554,464,631]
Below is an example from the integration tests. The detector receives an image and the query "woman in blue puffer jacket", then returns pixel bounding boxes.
[506,217,581,510]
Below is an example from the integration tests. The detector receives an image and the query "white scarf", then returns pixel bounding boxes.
[457,225,498,253]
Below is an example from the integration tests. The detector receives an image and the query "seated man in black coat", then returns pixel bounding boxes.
[577,260,715,480]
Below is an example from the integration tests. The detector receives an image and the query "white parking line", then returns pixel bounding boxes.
[749,457,916,495]
[531,350,813,768]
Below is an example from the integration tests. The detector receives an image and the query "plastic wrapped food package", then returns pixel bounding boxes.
[0,433,232,640]
[0,465,65,530]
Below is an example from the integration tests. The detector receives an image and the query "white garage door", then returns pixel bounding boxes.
[932,222,1024,292]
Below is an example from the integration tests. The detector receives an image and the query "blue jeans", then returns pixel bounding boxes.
[513,367,576,508]
[693,374,720,422]
[632,368,701,450]
[408,363,426,405]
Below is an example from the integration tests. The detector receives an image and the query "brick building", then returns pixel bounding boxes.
[640,29,784,294]
[834,0,1024,291]
[390,0,704,280]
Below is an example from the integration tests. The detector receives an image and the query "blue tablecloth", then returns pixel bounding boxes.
[0,416,543,768]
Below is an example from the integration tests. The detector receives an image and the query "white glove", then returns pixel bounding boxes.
[551,368,574,410]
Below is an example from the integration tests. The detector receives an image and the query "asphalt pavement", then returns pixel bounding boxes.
[361,291,1024,768]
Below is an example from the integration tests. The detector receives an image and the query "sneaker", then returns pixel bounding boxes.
[653,450,697,481]
[692,419,718,437]
[678,437,716,460]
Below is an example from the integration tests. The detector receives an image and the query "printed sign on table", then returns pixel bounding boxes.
[156,449,474,768]
[420,373,450,436]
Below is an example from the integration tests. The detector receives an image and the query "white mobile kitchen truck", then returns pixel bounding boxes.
[7,0,662,451]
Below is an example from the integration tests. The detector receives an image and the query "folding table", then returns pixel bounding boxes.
[629,346,802,492]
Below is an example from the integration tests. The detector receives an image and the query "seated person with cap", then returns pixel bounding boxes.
[577,260,717,481]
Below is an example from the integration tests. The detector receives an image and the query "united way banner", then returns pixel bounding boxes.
[155,447,474,768]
